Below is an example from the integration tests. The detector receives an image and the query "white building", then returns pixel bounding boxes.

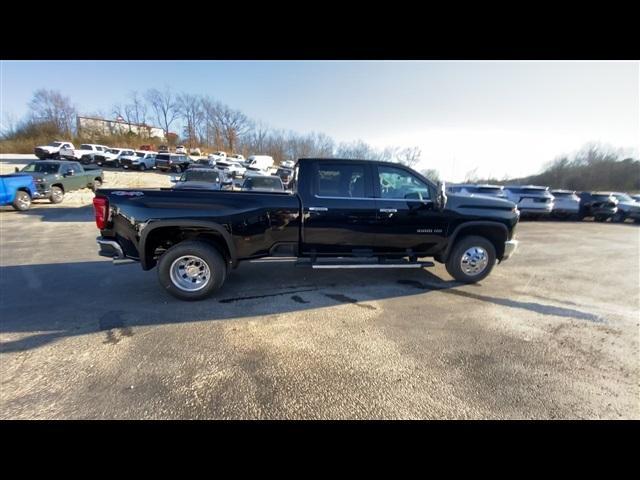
[77,116,166,140]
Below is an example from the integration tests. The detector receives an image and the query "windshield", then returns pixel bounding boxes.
[552,191,574,198]
[243,176,283,190]
[48,142,63,147]
[108,149,121,154]
[135,152,146,157]
[181,170,220,183]
[475,187,503,194]
[80,144,93,150]
[592,194,613,201]
[22,163,59,174]
[613,193,633,202]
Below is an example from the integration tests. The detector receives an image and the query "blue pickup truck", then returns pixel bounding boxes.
[0,174,38,211]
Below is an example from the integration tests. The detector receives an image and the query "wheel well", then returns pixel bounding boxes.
[51,183,64,192]
[16,187,31,195]
[449,225,507,260]
[143,226,232,270]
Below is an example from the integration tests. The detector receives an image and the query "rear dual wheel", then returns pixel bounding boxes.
[157,241,227,301]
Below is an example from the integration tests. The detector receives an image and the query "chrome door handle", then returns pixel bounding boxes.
[308,207,328,212]
[379,208,397,213]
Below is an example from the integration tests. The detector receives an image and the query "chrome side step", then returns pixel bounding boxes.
[312,263,429,269]
[296,257,435,269]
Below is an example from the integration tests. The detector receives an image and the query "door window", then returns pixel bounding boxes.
[316,163,367,198]
[377,166,431,200]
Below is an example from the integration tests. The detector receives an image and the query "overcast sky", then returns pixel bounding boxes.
[2,60,638,181]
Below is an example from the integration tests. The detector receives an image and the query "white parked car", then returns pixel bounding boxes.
[215,158,246,178]
[99,148,135,168]
[550,190,580,218]
[120,151,157,170]
[504,185,554,217]
[34,141,74,160]
[175,145,187,154]
[280,160,295,169]
[246,155,274,173]
[61,143,110,162]
[189,148,202,156]
[208,151,227,161]
[229,154,245,162]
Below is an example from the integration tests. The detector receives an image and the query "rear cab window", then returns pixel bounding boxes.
[316,163,369,198]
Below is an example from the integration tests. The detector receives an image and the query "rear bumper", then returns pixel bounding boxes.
[97,237,125,259]
[501,239,519,261]
[97,236,136,264]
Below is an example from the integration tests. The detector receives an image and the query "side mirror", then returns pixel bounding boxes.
[437,181,447,210]
[14,167,19,173]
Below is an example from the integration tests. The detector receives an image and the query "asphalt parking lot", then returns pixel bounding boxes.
[0,203,638,419]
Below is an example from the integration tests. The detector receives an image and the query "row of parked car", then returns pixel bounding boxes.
[447,183,640,223]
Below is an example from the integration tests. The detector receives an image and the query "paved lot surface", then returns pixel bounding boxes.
[0,201,638,419]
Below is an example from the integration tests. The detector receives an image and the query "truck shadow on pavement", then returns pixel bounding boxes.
[1,204,94,222]
[0,259,604,353]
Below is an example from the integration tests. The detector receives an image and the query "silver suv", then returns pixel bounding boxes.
[550,189,580,218]
[609,192,640,223]
[447,184,507,199]
[504,185,554,217]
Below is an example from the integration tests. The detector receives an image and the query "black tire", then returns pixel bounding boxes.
[49,186,64,204]
[157,240,227,301]
[612,211,626,223]
[594,215,607,222]
[92,179,102,192]
[445,235,496,283]
[174,165,182,173]
[139,163,146,171]
[12,190,31,211]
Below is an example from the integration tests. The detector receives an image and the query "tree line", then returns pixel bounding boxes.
[1,88,441,181]
[472,143,640,192]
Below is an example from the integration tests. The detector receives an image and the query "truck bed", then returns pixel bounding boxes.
[97,188,302,265]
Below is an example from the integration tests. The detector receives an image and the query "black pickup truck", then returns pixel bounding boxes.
[94,158,520,300]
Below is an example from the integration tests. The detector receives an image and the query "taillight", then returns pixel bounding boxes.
[93,196,109,230]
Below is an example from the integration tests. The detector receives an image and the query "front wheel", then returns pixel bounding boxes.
[173,165,182,173]
[612,211,626,223]
[139,163,146,171]
[92,179,102,192]
[12,191,32,211]
[445,235,496,283]
[157,240,227,301]
[49,186,64,204]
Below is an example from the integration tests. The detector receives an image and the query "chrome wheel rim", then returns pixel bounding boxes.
[169,255,211,292]
[52,188,63,201]
[17,193,30,209]
[460,247,489,276]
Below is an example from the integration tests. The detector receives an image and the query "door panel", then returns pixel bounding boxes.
[301,162,378,255]
[373,165,448,255]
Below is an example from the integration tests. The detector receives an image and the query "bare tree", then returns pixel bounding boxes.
[395,146,421,168]
[28,89,76,135]
[176,93,204,148]
[420,168,441,183]
[217,105,252,153]
[145,87,179,139]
